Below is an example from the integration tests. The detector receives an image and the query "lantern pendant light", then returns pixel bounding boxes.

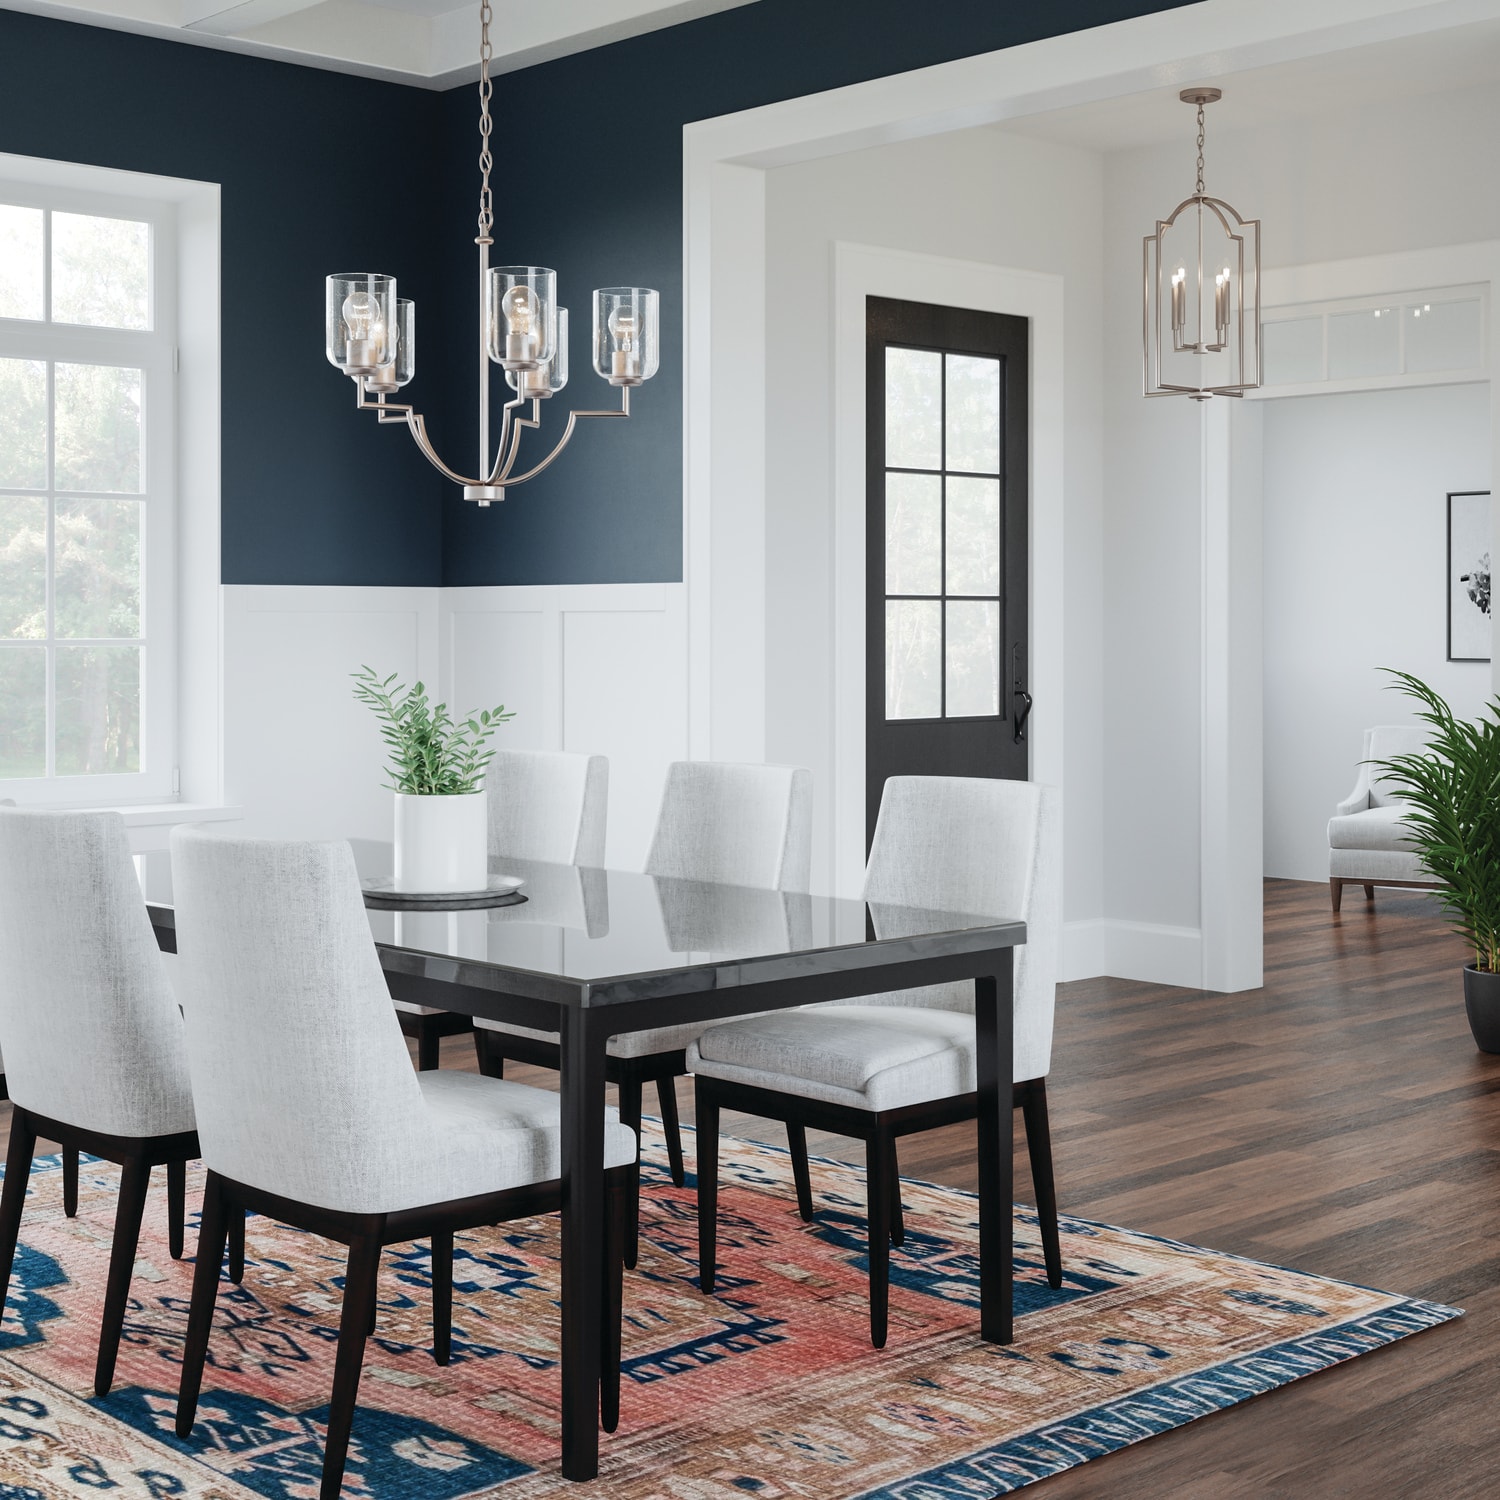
[323,1,661,506]
[1143,87,1261,400]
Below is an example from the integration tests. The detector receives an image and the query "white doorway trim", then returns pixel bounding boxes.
[830,244,1065,897]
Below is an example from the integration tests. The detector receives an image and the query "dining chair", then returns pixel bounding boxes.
[169,827,635,1500]
[688,774,1063,1348]
[397,749,608,1068]
[477,758,813,1267]
[0,808,244,1396]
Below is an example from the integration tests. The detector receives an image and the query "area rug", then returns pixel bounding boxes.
[0,1128,1459,1499]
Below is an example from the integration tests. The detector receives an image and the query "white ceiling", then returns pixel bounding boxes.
[1002,16,1500,153]
[0,0,759,86]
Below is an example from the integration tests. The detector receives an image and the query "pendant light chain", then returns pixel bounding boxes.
[475,0,494,246]
[1195,102,1205,196]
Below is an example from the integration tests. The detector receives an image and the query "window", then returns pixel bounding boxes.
[0,183,176,802]
[883,345,1003,720]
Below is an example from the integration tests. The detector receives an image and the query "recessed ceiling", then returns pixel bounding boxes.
[1001,16,1500,152]
[0,0,759,87]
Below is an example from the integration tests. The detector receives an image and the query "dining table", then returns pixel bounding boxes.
[136,842,1026,1482]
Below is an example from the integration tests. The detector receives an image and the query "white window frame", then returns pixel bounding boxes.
[0,176,180,806]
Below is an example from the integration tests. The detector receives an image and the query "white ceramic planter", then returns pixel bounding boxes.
[393,790,488,893]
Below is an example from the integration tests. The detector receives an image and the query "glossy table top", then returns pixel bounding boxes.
[138,843,1025,1009]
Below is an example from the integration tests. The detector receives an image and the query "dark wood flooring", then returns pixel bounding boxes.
[8,878,1493,1495]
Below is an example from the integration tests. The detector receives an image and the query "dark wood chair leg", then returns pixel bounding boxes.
[617,1075,643,1271]
[1364,883,1376,901]
[431,1229,452,1367]
[867,1130,892,1350]
[63,1147,78,1218]
[321,1227,384,1500]
[600,1171,625,1435]
[886,1139,906,1248]
[473,1029,505,1079]
[786,1123,815,1222]
[0,1110,38,1313]
[227,1209,246,1285]
[1020,1079,1064,1289]
[175,1171,230,1438]
[695,1083,721,1295]
[1330,877,1344,913]
[95,1154,151,1396]
[655,1076,686,1188]
[416,1018,441,1072]
[167,1159,186,1260]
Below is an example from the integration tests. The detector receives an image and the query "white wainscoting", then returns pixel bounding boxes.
[1061,920,1205,989]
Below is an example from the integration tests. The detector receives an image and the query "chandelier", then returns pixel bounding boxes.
[322,0,659,505]
[1142,88,1261,400]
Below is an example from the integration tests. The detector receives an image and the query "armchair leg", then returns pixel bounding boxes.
[886,1141,905,1249]
[1020,1079,1064,1290]
[95,1154,151,1396]
[1330,878,1344,913]
[63,1147,78,1218]
[655,1076,687,1188]
[176,1171,230,1438]
[1364,883,1375,901]
[695,1083,721,1295]
[786,1123,815,1222]
[323,1228,384,1500]
[0,1110,38,1314]
[473,1030,505,1079]
[866,1131,892,1350]
[431,1229,452,1367]
[167,1158,186,1260]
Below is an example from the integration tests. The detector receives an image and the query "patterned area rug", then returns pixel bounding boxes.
[0,1129,1459,1499]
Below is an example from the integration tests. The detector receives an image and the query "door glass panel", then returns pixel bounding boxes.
[885,472,941,595]
[945,476,1000,595]
[55,644,141,775]
[54,498,141,639]
[885,347,941,470]
[885,599,941,720]
[54,363,142,493]
[0,206,44,322]
[0,495,47,638]
[945,600,1000,717]
[944,354,1000,474]
[52,213,150,330]
[0,359,47,489]
[0,645,46,776]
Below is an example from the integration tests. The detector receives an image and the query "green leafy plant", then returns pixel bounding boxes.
[1374,669,1500,972]
[351,666,514,796]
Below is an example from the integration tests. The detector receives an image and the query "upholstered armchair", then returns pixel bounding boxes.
[1327,725,1438,911]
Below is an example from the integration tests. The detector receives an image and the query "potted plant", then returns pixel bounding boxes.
[352,666,514,894]
[1374,669,1500,1052]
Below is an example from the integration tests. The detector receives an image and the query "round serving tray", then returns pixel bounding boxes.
[361,875,528,912]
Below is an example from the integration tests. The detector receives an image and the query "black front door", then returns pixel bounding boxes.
[866,296,1029,847]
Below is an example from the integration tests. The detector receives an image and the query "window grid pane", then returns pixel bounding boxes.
[884,346,1002,722]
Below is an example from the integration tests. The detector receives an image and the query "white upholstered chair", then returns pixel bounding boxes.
[688,775,1063,1348]
[0,808,242,1397]
[477,759,813,1267]
[397,749,608,1069]
[169,827,634,1499]
[1327,726,1438,912]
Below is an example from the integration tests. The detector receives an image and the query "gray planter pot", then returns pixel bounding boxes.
[1463,966,1500,1054]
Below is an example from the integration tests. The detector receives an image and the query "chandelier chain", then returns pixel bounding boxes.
[475,0,494,245]
[1195,103,1205,196]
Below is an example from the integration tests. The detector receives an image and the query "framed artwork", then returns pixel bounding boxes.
[1448,490,1492,662]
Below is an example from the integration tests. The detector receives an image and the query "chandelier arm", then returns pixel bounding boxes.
[404,412,487,488]
[493,398,541,483]
[500,388,632,489]
[486,392,532,483]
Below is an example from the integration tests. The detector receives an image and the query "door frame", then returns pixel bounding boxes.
[835,245,1065,897]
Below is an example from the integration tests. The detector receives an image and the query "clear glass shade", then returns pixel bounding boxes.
[487,266,556,371]
[365,299,415,393]
[507,307,568,398]
[593,287,659,386]
[326,273,396,375]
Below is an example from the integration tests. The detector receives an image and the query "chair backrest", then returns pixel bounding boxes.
[1364,725,1430,808]
[487,749,608,865]
[861,775,1062,1082]
[170,827,444,1213]
[644,761,813,891]
[0,809,194,1138]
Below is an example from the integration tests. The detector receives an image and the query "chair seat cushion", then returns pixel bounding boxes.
[1327,805,1417,852]
[474,1016,710,1060]
[688,1005,975,1113]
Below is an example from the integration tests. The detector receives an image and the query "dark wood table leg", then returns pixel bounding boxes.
[559,1006,607,1481]
[974,956,1015,1344]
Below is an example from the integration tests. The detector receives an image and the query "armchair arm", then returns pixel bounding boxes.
[1335,786,1371,817]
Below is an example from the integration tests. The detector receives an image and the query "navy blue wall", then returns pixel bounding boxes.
[437,0,1196,587]
[0,9,449,586]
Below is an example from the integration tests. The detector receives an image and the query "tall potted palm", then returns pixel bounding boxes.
[1374,669,1500,1052]
[352,667,514,894]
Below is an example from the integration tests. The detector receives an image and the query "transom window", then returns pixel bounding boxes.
[0,188,174,798]
[883,345,1003,720]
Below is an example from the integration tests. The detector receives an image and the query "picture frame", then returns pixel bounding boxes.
[1447,490,1492,663]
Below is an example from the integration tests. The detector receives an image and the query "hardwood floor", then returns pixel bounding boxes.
[7,877,1492,1495]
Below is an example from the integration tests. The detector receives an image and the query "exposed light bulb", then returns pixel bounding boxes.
[500,283,542,366]
[607,304,641,379]
[342,288,386,367]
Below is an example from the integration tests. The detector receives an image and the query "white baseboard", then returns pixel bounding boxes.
[1061,918,1205,989]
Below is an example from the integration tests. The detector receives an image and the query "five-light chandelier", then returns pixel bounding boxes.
[323,0,659,504]
[1143,87,1261,400]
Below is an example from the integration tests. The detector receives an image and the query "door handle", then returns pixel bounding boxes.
[1012,642,1032,744]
